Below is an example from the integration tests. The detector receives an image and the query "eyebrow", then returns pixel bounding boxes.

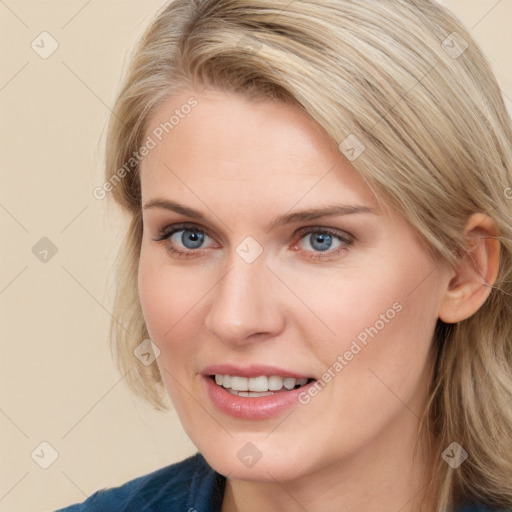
[143,198,378,230]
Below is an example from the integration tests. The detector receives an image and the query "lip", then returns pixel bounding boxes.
[201,364,312,380]
[202,365,317,420]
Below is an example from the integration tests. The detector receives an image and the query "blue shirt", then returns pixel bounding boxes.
[56,453,224,512]
[56,452,509,511]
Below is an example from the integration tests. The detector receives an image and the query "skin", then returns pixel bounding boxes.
[137,88,500,512]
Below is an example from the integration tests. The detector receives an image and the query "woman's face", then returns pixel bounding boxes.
[138,88,448,482]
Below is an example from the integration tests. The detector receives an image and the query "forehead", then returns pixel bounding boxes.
[140,89,377,209]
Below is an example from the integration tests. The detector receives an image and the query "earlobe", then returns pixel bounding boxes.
[438,213,500,324]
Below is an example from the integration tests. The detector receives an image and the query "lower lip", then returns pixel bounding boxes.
[203,376,316,420]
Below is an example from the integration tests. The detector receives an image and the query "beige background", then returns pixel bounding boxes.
[0,1,510,511]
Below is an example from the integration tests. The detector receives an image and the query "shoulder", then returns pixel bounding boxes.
[55,452,225,512]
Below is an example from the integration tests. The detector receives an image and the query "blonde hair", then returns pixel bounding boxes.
[103,0,512,509]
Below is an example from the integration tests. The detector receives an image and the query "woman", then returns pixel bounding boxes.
[58,0,512,510]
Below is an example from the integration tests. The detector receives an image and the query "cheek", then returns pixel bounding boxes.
[138,247,205,342]
[137,248,206,409]
[285,261,439,451]
[302,248,438,342]
[291,251,440,389]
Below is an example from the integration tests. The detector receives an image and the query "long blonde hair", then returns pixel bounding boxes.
[103,1,512,509]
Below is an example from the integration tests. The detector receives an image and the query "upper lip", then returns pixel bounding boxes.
[202,364,314,380]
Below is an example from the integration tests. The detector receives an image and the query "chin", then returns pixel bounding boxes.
[199,439,312,482]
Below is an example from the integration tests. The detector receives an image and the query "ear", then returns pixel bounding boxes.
[438,213,500,324]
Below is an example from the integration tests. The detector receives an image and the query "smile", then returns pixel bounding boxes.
[203,371,318,419]
[212,374,312,397]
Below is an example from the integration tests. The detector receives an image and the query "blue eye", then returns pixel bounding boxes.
[171,229,206,249]
[307,232,335,251]
[154,224,215,258]
[296,227,352,257]
[168,229,211,250]
[154,223,353,261]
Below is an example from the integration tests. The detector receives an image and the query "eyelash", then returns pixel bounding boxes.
[152,222,354,261]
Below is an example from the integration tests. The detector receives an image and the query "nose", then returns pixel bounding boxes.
[204,255,286,346]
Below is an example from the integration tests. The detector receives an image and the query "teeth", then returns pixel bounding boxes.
[248,376,268,392]
[268,375,284,391]
[228,390,275,397]
[214,374,310,392]
[229,376,248,391]
[283,377,296,390]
